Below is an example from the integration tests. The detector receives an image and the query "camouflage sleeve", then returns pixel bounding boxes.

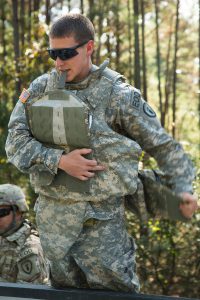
[5,74,63,175]
[112,83,195,194]
[17,237,49,284]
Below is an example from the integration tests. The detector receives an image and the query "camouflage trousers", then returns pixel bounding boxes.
[35,195,140,292]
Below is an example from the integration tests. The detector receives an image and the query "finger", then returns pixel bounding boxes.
[83,172,95,178]
[77,175,89,181]
[92,165,105,171]
[86,159,98,166]
[78,148,92,155]
[89,165,105,171]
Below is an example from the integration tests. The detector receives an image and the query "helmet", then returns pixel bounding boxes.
[0,184,29,212]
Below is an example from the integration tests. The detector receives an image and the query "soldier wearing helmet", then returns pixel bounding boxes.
[0,184,49,284]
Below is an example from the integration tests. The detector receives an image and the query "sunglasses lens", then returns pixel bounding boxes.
[48,48,79,61]
[0,208,12,218]
[48,49,57,61]
[61,49,78,60]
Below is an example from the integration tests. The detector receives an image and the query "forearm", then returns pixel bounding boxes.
[146,136,195,194]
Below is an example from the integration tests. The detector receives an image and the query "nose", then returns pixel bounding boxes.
[55,57,65,68]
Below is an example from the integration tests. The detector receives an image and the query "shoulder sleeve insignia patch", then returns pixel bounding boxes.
[143,102,156,118]
[21,259,33,274]
[19,88,30,103]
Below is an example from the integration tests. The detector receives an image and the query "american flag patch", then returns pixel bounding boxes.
[19,88,30,103]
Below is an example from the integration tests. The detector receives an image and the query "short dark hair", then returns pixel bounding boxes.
[49,13,95,43]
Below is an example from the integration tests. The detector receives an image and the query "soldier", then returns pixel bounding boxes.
[0,184,49,284]
[5,14,198,292]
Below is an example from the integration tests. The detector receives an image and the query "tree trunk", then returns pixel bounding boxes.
[95,0,104,65]
[154,0,163,125]
[33,0,40,40]
[20,0,25,48]
[80,0,84,14]
[28,0,32,43]
[115,0,120,69]
[88,0,95,24]
[46,0,51,25]
[12,0,21,99]
[1,0,6,59]
[1,0,7,95]
[141,0,147,101]
[164,16,173,129]
[128,0,133,83]
[172,0,180,138]
[33,0,40,11]
[105,4,111,63]
[133,0,141,89]
[199,0,200,134]
[67,0,71,12]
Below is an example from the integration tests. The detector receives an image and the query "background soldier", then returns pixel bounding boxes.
[6,14,198,292]
[0,184,49,284]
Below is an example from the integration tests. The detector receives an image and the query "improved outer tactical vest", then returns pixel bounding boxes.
[25,61,142,198]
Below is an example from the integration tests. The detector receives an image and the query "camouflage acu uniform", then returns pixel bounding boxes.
[0,220,49,284]
[5,60,195,292]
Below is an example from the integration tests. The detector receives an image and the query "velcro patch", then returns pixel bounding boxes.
[19,88,30,103]
[19,247,38,259]
[131,91,141,111]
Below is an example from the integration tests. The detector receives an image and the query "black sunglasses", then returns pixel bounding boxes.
[0,207,13,218]
[47,41,89,61]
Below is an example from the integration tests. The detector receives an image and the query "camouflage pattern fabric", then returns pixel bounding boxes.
[0,184,28,212]
[35,195,139,292]
[5,60,195,291]
[0,220,49,284]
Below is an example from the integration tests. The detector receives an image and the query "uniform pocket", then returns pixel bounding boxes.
[30,170,54,187]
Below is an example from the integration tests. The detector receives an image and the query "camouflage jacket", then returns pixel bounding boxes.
[6,60,195,200]
[0,220,49,284]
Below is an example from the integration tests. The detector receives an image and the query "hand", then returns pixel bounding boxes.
[179,192,199,219]
[58,148,105,181]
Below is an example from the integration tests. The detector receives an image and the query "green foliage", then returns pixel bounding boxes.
[126,213,200,297]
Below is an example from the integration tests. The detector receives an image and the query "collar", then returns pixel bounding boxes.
[62,59,110,90]
[6,220,31,245]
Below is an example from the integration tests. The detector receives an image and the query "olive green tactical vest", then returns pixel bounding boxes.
[26,71,91,192]
[25,61,141,197]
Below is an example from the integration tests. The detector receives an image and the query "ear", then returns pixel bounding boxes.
[86,40,94,56]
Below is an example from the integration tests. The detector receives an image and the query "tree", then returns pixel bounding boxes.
[154,0,163,125]
[172,0,180,138]
[141,0,148,100]
[12,0,21,99]
[133,0,141,89]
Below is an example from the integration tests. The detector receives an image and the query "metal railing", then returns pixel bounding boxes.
[0,282,199,300]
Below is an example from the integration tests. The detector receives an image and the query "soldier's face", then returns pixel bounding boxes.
[0,205,13,231]
[0,205,22,234]
[49,35,94,83]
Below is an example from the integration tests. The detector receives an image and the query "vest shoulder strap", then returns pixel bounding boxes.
[102,67,126,84]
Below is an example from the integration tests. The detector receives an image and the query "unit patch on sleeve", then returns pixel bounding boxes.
[21,259,33,274]
[143,102,156,118]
